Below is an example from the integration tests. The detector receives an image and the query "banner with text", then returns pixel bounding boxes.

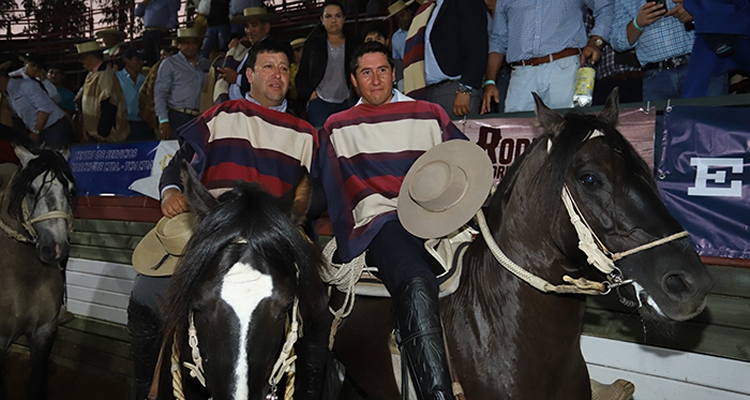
[658,106,750,259]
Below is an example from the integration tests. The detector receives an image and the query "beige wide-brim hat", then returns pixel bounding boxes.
[170,28,205,40]
[132,212,197,276]
[398,140,493,239]
[95,28,126,41]
[290,37,306,49]
[232,7,281,24]
[384,0,415,19]
[74,41,105,54]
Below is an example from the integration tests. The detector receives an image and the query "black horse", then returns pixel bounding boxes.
[332,90,714,399]
[158,164,332,400]
[0,145,76,400]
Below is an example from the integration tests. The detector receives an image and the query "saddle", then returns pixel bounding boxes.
[320,224,477,299]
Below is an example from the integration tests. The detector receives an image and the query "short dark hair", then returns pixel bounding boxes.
[321,0,344,15]
[349,41,394,73]
[247,39,293,71]
[361,21,389,43]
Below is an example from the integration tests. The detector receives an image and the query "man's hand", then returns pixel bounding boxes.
[666,0,693,23]
[481,84,499,114]
[159,122,171,139]
[309,91,318,101]
[581,37,603,65]
[453,92,471,118]
[29,131,40,144]
[161,188,189,217]
[637,1,668,28]
[217,67,239,84]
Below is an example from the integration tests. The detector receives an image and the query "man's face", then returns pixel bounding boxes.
[178,38,201,59]
[364,32,387,46]
[245,19,271,44]
[247,51,290,107]
[124,56,144,73]
[351,52,394,106]
[24,62,40,78]
[48,68,65,85]
[394,8,414,31]
[101,33,119,47]
[321,5,344,35]
[79,53,97,72]
[160,49,172,60]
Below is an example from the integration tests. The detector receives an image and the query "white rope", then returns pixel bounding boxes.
[171,333,187,400]
[268,297,300,396]
[319,239,366,349]
[183,311,207,388]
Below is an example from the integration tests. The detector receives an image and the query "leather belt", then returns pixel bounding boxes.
[642,54,690,71]
[511,48,581,67]
[170,108,201,116]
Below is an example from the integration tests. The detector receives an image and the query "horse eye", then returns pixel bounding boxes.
[579,174,599,186]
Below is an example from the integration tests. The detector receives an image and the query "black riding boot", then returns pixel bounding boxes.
[394,277,455,400]
[127,298,162,400]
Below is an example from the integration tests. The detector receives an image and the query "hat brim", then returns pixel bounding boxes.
[398,140,493,239]
[384,0,415,19]
[95,30,126,40]
[132,227,179,276]
[231,13,280,24]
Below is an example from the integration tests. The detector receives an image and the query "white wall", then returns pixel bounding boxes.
[66,258,135,325]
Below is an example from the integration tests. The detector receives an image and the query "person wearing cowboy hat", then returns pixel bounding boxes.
[96,28,127,69]
[214,6,284,102]
[385,0,417,92]
[74,41,130,142]
[154,27,210,139]
[149,39,330,400]
[310,41,480,400]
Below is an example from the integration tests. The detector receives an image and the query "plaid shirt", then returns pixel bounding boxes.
[584,9,641,79]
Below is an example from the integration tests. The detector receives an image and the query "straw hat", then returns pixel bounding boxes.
[170,27,205,40]
[95,28,126,41]
[132,212,197,276]
[290,38,306,50]
[232,7,281,24]
[384,0,415,19]
[75,41,105,54]
[398,140,493,239]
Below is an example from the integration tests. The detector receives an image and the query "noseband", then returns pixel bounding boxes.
[0,187,74,245]
[476,130,689,296]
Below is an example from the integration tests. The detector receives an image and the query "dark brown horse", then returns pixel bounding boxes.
[158,164,332,400]
[332,91,714,399]
[0,145,75,400]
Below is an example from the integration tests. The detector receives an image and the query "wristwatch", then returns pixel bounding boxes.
[592,37,604,48]
[457,83,473,95]
[32,129,40,135]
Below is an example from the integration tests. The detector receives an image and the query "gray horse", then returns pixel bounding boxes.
[0,145,76,400]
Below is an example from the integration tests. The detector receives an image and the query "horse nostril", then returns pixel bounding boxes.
[664,273,688,295]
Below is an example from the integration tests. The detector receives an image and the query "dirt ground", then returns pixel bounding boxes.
[1,350,130,400]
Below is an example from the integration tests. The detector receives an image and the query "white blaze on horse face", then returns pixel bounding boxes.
[632,281,666,318]
[220,261,274,400]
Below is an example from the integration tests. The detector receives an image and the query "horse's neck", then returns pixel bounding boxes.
[0,171,26,235]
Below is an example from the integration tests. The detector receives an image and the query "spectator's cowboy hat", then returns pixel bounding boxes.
[18,54,46,68]
[0,60,12,71]
[290,37,306,49]
[169,27,205,40]
[232,6,281,24]
[398,140,493,239]
[384,0,415,19]
[74,41,105,54]
[132,212,197,276]
[95,28,126,41]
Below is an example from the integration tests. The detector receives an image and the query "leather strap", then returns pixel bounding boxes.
[148,340,168,400]
[511,48,580,67]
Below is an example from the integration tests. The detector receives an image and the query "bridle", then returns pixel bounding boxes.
[475,130,689,297]
[0,171,74,245]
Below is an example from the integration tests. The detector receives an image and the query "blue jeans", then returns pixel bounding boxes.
[200,24,230,59]
[40,118,72,149]
[307,97,349,127]
[642,64,728,101]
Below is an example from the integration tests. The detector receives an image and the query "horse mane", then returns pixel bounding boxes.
[160,181,322,345]
[8,149,76,222]
[531,111,652,219]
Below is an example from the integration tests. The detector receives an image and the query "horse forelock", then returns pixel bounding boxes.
[8,149,76,222]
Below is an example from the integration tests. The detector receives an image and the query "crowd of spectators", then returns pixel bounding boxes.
[1,0,749,150]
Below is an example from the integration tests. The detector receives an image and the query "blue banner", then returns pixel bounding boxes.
[658,106,750,259]
[70,141,161,197]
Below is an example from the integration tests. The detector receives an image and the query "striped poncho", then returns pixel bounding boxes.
[313,96,467,262]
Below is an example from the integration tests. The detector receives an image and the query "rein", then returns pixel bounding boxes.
[475,180,688,297]
[0,178,74,245]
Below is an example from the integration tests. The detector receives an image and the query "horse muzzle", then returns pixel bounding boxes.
[38,240,70,265]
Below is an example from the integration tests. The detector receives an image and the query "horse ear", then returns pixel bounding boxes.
[278,167,312,226]
[599,87,619,127]
[12,144,37,167]
[532,92,565,134]
[180,161,217,219]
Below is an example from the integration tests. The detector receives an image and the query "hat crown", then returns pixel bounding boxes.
[409,160,468,212]
[155,213,195,256]
[387,0,407,15]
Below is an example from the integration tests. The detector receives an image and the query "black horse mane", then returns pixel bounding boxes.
[8,149,76,222]
[160,181,322,345]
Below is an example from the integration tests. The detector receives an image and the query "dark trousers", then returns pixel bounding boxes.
[366,220,439,295]
[128,120,157,141]
[143,29,168,67]
[426,80,481,120]
[307,97,349,128]
[168,109,197,139]
[40,118,72,149]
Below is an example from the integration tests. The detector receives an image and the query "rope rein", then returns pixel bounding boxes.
[319,239,365,350]
[0,179,74,245]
